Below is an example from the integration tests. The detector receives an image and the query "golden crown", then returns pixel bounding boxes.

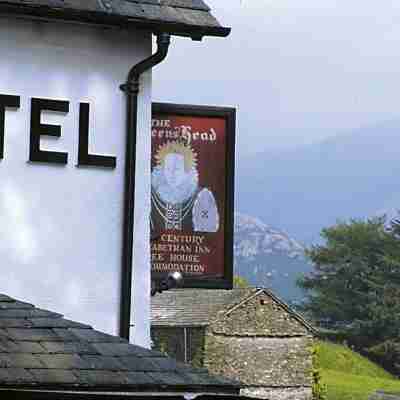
[155,141,197,172]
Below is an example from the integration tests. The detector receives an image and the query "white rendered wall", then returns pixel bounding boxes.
[0,16,152,345]
[132,70,152,347]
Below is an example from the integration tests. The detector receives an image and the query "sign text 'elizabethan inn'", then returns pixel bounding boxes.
[0,94,116,167]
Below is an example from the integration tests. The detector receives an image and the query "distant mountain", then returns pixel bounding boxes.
[237,119,400,244]
[234,212,312,302]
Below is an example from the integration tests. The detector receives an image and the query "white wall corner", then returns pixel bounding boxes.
[131,69,152,348]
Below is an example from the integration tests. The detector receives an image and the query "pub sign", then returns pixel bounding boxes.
[151,103,236,289]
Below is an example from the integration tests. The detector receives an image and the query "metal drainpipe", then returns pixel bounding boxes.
[119,32,171,340]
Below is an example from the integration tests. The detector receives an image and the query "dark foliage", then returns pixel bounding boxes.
[297,216,400,374]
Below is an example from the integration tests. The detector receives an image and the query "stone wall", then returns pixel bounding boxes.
[204,291,314,400]
[241,387,313,400]
[211,291,310,337]
[204,334,313,387]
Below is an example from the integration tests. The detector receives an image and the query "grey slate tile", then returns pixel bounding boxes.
[0,301,33,310]
[0,340,13,353]
[6,328,63,342]
[30,318,91,329]
[135,0,164,5]
[29,369,78,384]
[125,345,163,357]
[11,342,47,354]
[0,329,11,341]
[37,354,91,370]
[0,368,35,383]
[0,295,14,303]
[0,309,61,319]
[161,0,210,11]
[116,1,145,17]
[0,319,33,328]
[0,340,47,354]
[81,355,128,370]
[73,370,127,385]
[175,361,208,373]
[40,341,99,355]
[69,328,126,343]
[206,374,241,385]
[143,348,165,357]
[151,357,180,371]
[92,342,148,357]
[178,371,216,385]
[148,371,188,385]
[52,328,83,342]
[0,354,44,368]
[63,0,101,12]
[118,356,160,372]
[179,8,219,26]
[140,4,166,21]
[124,371,156,385]
[155,5,183,23]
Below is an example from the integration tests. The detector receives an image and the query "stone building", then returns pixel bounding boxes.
[151,288,316,400]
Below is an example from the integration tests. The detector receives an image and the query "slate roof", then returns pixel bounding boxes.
[0,293,240,394]
[152,288,251,327]
[0,0,230,39]
[151,288,316,333]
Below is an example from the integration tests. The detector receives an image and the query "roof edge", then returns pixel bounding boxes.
[0,3,231,40]
[257,288,318,335]
[223,288,261,318]
[151,322,210,327]
[0,383,241,394]
[217,288,317,335]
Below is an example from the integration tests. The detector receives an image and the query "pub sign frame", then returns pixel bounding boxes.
[151,102,236,289]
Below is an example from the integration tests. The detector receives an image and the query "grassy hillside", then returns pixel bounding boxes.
[317,341,400,400]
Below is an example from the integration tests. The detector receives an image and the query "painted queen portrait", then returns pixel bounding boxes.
[151,140,220,233]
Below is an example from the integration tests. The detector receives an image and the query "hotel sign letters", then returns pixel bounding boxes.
[0,94,116,167]
[151,103,236,289]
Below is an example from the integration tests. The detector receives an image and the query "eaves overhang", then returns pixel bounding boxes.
[0,1,231,40]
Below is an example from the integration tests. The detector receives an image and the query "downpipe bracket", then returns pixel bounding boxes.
[119,81,139,95]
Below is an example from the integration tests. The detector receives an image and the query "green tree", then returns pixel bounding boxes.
[233,275,250,288]
[297,217,400,373]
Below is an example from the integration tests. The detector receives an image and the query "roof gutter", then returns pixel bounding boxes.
[119,33,171,340]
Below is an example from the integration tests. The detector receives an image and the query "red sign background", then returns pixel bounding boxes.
[151,114,227,279]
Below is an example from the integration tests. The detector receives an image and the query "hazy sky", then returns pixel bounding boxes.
[153,0,400,155]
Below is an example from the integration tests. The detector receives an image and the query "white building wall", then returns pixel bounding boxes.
[0,16,152,343]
